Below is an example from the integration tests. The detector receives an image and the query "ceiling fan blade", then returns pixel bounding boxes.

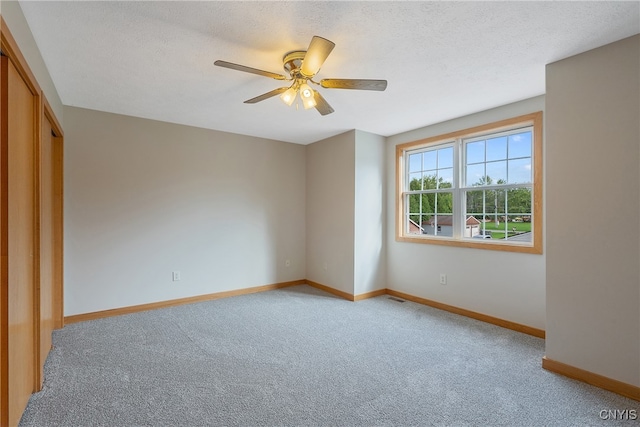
[300,36,335,78]
[321,79,387,91]
[313,90,335,116]
[244,87,289,104]
[214,60,286,80]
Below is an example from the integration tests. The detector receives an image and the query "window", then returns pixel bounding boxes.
[396,112,542,254]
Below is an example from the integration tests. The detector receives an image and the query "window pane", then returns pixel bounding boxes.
[508,132,532,159]
[508,158,532,184]
[492,190,507,239]
[466,141,484,164]
[465,190,491,238]
[421,193,434,216]
[408,194,421,215]
[436,193,453,214]
[409,172,422,190]
[431,193,453,236]
[486,136,507,161]
[408,214,429,235]
[466,190,484,217]
[438,147,454,168]
[505,187,532,242]
[506,187,532,216]
[438,168,453,188]
[423,150,437,170]
[495,189,506,217]
[420,215,429,233]
[465,189,510,239]
[421,195,435,235]
[429,212,451,236]
[422,173,438,190]
[409,153,422,172]
[484,190,499,218]
[408,215,420,234]
[466,164,485,186]
[464,190,485,239]
[486,161,507,183]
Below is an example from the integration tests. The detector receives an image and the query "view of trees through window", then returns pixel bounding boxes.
[405,128,533,241]
[465,184,532,240]
[464,128,533,241]
[407,145,454,236]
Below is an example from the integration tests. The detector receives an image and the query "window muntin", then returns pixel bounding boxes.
[396,112,542,254]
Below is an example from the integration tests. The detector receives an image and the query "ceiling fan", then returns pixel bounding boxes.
[214,36,387,116]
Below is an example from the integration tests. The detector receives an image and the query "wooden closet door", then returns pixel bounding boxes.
[1,20,64,426]
[3,55,38,427]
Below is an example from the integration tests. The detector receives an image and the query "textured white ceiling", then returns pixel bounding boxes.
[19,1,640,144]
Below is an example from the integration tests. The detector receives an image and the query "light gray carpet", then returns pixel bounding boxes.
[20,285,638,426]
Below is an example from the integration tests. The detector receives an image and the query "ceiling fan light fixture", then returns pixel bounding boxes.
[302,96,317,110]
[280,87,297,106]
[299,84,312,99]
[299,83,317,109]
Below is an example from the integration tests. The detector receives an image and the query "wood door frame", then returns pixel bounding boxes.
[39,98,64,379]
[0,53,9,427]
[43,97,63,330]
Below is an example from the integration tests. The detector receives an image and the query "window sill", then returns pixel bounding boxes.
[396,234,542,254]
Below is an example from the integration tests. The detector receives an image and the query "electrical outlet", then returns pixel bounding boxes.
[172,271,181,281]
[323,261,328,271]
[439,273,447,285]
[285,259,291,267]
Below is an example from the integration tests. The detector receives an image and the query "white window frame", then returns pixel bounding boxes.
[395,112,543,254]
[404,141,457,237]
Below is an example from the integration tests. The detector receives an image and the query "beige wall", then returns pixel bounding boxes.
[306,130,387,297]
[1,1,63,123]
[354,130,387,295]
[386,96,546,330]
[64,106,306,315]
[305,131,356,294]
[545,35,640,386]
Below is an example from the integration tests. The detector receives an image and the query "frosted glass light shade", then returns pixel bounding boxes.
[299,83,316,109]
[280,87,297,106]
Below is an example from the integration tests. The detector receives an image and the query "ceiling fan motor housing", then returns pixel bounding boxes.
[283,51,307,78]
